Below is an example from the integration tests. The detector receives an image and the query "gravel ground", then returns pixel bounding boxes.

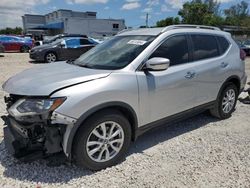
[0,53,250,188]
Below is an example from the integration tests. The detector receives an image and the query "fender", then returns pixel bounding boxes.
[216,75,241,100]
[62,101,138,158]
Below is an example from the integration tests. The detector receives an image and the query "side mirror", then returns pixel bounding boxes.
[145,57,170,71]
[60,42,66,48]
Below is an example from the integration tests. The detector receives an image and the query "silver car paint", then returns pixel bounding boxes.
[2,27,247,156]
[3,62,112,96]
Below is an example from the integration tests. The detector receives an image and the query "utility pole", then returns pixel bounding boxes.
[146,13,149,28]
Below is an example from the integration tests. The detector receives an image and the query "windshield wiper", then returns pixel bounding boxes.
[75,63,93,69]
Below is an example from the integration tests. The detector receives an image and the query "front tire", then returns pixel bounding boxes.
[210,83,238,119]
[45,52,57,63]
[73,110,131,170]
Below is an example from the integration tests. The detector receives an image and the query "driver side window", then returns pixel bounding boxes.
[150,35,189,66]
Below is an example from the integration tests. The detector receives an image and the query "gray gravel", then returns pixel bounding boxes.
[0,53,250,188]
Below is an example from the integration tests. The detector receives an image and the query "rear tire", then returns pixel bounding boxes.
[210,83,238,119]
[73,110,131,170]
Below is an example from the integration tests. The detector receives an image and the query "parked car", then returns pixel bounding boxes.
[0,43,4,53]
[1,25,247,170]
[30,37,98,63]
[0,35,33,52]
[239,41,250,56]
[42,34,88,45]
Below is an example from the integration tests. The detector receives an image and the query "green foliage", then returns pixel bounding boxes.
[156,17,180,27]
[224,1,249,26]
[155,0,249,29]
[0,27,23,35]
[178,0,222,25]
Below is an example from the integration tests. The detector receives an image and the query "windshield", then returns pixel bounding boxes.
[74,35,155,70]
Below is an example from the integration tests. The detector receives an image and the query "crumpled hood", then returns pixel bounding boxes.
[2,62,112,96]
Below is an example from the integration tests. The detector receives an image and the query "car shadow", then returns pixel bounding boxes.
[0,112,219,184]
[29,60,46,64]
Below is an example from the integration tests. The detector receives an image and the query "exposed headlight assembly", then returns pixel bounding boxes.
[8,98,66,117]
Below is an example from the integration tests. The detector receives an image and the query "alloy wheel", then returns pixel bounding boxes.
[222,89,236,114]
[86,121,125,163]
[46,53,56,63]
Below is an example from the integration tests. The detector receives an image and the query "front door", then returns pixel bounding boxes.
[136,34,199,126]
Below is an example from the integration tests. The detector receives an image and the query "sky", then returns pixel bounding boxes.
[0,0,248,29]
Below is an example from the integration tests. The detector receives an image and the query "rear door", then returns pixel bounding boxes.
[188,34,226,104]
[3,37,20,51]
[60,38,81,60]
[78,38,95,56]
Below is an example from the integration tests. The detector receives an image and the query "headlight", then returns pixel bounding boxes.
[38,49,43,52]
[8,98,66,117]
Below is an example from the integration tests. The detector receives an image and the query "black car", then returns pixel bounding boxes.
[30,37,98,63]
[238,42,250,56]
[43,34,88,44]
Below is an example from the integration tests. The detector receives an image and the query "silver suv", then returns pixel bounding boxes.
[1,25,247,170]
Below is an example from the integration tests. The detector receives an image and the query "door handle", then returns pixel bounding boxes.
[185,71,196,79]
[221,62,228,68]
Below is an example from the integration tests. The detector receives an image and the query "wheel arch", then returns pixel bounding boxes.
[217,75,241,99]
[20,45,30,52]
[44,50,57,62]
[65,101,138,157]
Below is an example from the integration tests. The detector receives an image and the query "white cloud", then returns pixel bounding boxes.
[121,2,141,10]
[66,0,108,4]
[0,0,50,28]
[146,0,159,7]
[165,0,183,9]
[104,6,110,10]
[161,4,171,12]
[165,0,234,10]
[142,7,152,13]
[126,0,140,2]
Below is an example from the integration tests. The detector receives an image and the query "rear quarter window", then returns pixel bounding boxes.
[217,36,230,55]
[191,35,219,61]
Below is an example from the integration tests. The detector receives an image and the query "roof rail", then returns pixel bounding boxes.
[117,28,134,35]
[161,24,221,33]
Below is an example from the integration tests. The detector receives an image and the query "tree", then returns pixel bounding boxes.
[224,1,249,26]
[178,0,223,26]
[0,27,23,35]
[156,17,180,27]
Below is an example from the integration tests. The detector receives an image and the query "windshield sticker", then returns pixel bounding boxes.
[127,40,147,46]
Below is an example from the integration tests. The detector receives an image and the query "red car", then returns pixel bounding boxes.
[0,35,33,52]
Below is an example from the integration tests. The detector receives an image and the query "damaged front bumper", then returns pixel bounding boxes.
[1,95,77,160]
[1,115,66,160]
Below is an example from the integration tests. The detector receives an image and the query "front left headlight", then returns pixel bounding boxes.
[8,97,66,117]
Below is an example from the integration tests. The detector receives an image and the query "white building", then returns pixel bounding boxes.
[22,9,126,37]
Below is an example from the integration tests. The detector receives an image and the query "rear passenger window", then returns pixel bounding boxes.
[217,36,230,54]
[150,35,189,66]
[191,35,219,61]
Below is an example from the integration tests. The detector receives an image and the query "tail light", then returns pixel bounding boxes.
[240,49,246,61]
